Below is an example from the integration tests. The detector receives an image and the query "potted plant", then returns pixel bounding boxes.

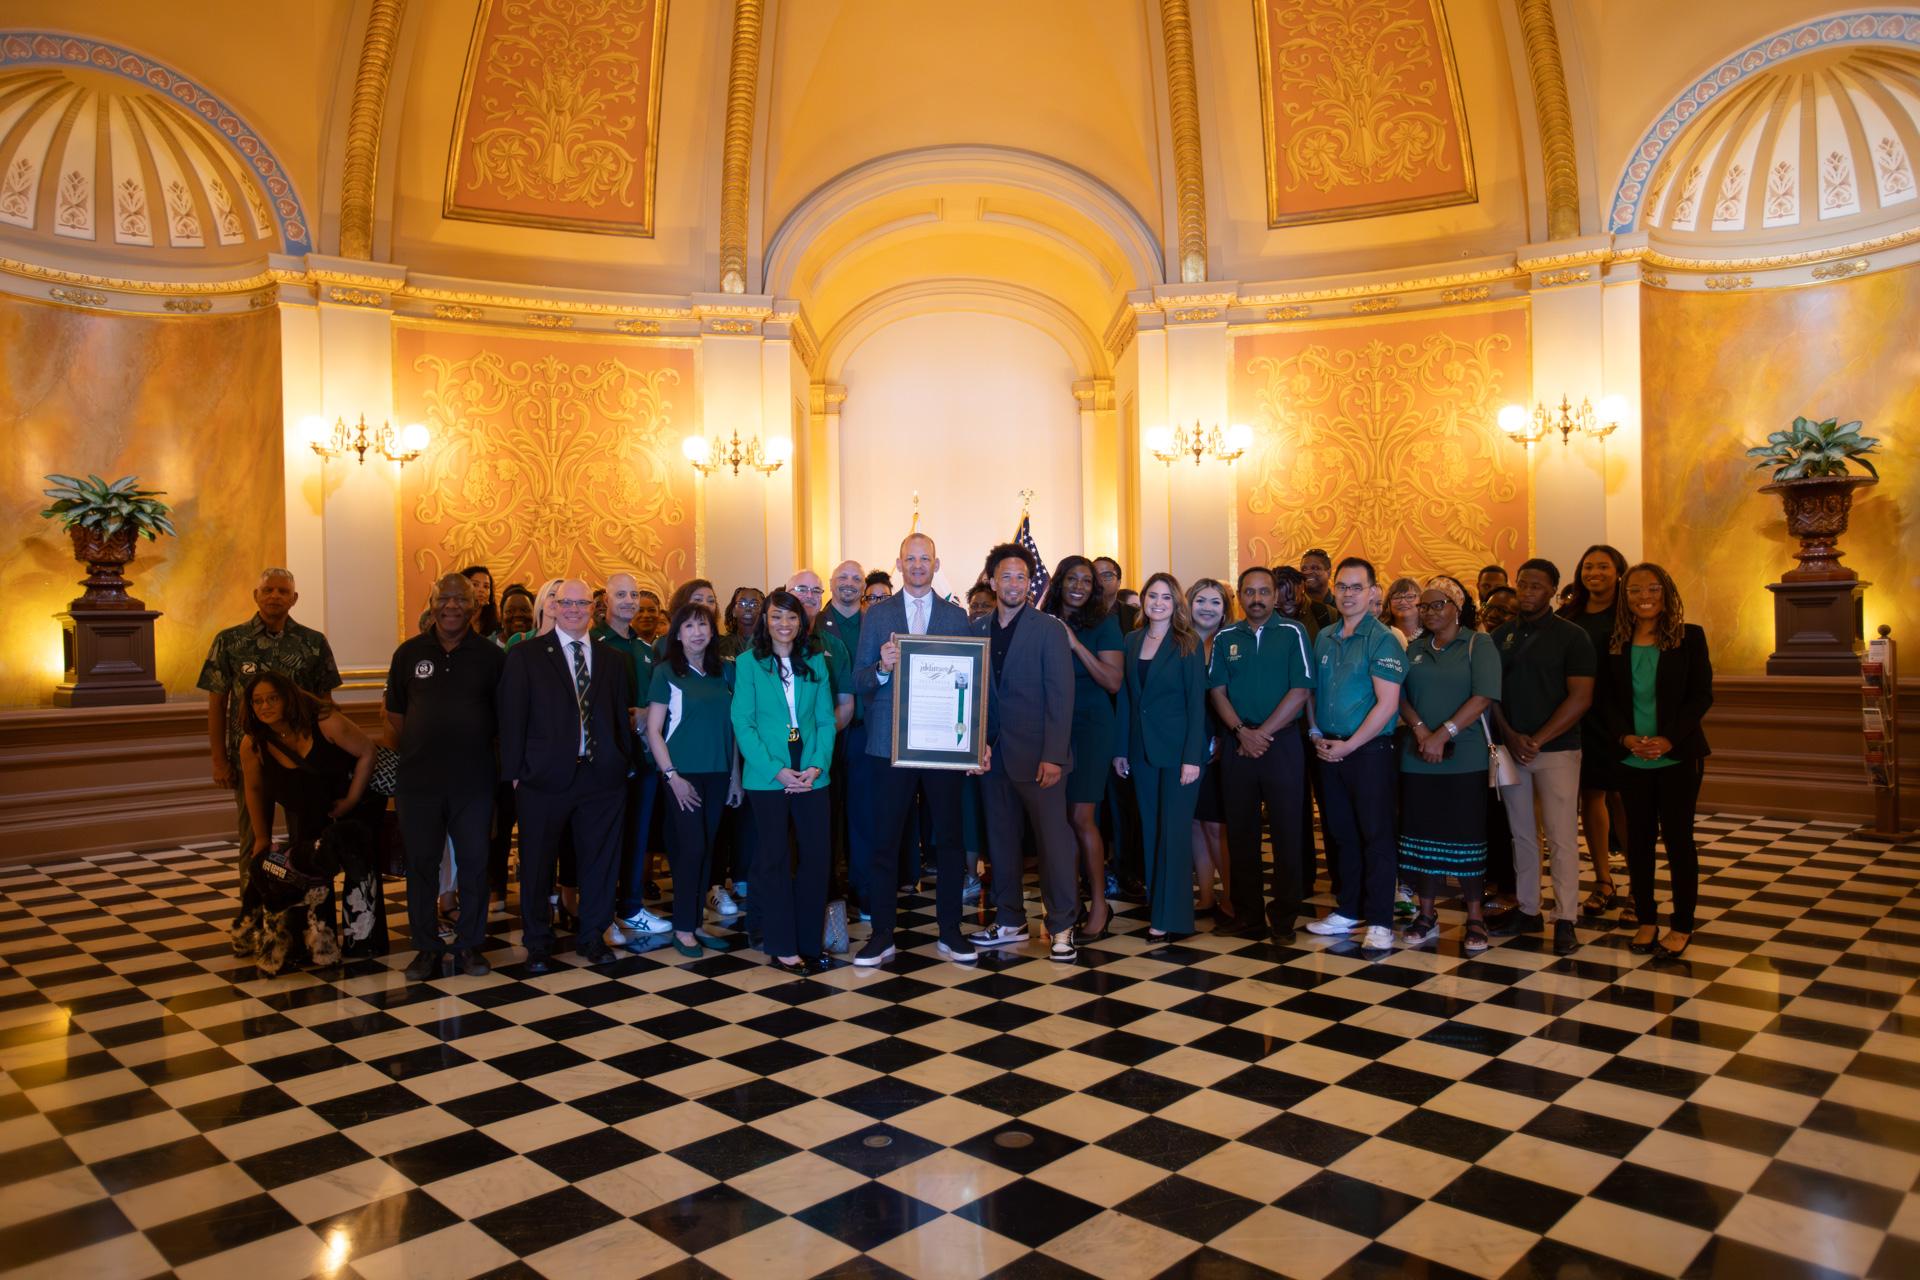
[39,473,176,608]
[1746,416,1881,581]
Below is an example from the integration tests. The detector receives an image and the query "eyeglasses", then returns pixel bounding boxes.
[556,598,591,608]
[791,586,823,597]
[1332,583,1371,594]
[864,590,889,603]
[1414,600,1452,613]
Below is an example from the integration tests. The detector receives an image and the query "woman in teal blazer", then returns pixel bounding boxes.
[730,588,838,974]
[1113,573,1209,939]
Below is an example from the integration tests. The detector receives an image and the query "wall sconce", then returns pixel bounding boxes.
[682,429,789,477]
[1499,395,1623,447]
[304,414,429,465]
[1146,421,1253,466]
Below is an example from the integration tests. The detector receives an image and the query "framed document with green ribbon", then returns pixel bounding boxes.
[889,635,990,770]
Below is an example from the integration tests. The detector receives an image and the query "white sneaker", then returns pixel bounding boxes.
[708,887,741,917]
[1049,933,1078,963]
[1306,912,1362,936]
[969,923,1029,949]
[620,908,671,936]
[1362,926,1394,951]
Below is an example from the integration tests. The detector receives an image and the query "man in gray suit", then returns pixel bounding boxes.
[971,541,1081,962]
[852,532,978,966]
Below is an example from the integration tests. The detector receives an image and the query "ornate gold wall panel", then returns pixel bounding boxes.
[1253,0,1477,227]
[1232,304,1530,578]
[1641,264,1920,673]
[0,293,283,706]
[394,324,696,612]
[443,0,669,237]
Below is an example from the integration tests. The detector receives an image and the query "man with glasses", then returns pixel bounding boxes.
[595,573,671,947]
[1207,566,1316,942]
[499,579,636,972]
[1305,557,1406,952]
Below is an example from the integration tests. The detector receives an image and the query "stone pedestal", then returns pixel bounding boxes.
[1765,580,1868,676]
[55,609,165,707]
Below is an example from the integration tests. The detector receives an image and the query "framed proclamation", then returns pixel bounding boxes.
[889,635,990,770]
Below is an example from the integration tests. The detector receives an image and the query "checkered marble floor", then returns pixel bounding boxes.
[2,815,1917,1280]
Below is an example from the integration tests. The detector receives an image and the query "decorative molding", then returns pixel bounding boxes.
[339,0,405,259]
[1704,274,1754,290]
[1159,0,1208,281]
[248,289,277,308]
[615,317,661,335]
[1811,257,1871,280]
[1642,270,1670,287]
[1104,307,1137,361]
[706,317,756,334]
[1514,245,1611,271]
[433,303,484,321]
[48,286,106,307]
[790,320,817,369]
[0,33,311,252]
[526,312,574,329]
[1643,224,1920,270]
[401,282,691,316]
[1071,378,1116,412]
[163,298,212,314]
[1240,263,1520,305]
[718,0,763,292]
[1536,267,1592,287]
[1516,0,1582,239]
[1609,12,1920,232]
[1169,306,1220,323]
[1267,305,1312,320]
[326,286,386,307]
[1439,285,1490,303]
[1351,297,1399,314]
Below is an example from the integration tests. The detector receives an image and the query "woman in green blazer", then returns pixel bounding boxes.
[1113,573,1209,939]
[730,588,839,974]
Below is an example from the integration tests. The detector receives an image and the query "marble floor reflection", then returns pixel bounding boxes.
[1,814,1916,1279]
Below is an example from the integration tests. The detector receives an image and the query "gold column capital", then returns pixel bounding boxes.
[339,0,407,260]
[1159,0,1207,284]
[1515,0,1580,241]
[719,0,765,294]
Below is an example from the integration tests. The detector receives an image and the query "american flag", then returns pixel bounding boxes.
[1014,512,1048,604]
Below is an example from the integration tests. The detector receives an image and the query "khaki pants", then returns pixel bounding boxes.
[1500,748,1582,921]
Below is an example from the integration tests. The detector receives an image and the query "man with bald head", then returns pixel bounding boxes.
[853,532,979,964]
[594,573,670,944]
[499,577,637,972]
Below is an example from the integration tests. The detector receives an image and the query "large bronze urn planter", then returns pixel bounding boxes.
[1760,474,1877,582]
[68,523,147,609]
[1761,475,1876,675]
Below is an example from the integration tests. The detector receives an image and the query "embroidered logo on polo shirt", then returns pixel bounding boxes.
[1226,642,1241,661]
[414,660,434,679]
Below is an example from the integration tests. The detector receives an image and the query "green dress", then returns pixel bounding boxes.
[1066,612,1124,805]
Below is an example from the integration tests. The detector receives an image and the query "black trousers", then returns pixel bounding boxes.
[616,767,660,919]
[663,773,729,933]
[487,781,515,897]
[981,759,1078,934]
[1319,737,1399,927]
[866,762,967,943]
[397,786,493,952]
[1220,729,1305,931]
[516,779,623,954]
[1621,758,1705,932]
[748,788,831,959]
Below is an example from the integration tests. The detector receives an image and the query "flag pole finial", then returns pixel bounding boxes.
[1018,488,1034,517]
[910,490,920,533]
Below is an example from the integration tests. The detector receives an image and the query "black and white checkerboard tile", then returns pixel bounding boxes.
[2,814,1916,1279]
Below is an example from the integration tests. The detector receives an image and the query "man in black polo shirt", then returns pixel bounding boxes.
[386,573,506,980]
[1489,558,1595,956]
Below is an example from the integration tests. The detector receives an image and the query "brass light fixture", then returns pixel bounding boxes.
[682,428,790,477]
[1145,421,1253,467]
[1499,395,1624,447]
[303,414,429,465]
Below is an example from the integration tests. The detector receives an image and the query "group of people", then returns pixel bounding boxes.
[198,535,1712,981]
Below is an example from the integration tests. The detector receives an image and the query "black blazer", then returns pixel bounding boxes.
[972,606,1074,779]
[1596,624,1714,761]
[498,632,635,792]
[1115,629,1208,769]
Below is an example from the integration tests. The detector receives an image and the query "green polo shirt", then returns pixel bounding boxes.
[814,624,856,722]
[1312,612,1406,738]
[1401,630,1502,775]
[1490,612,1596,752]
[197,614,342,766]
[648,662,734,775]
[1206,616,1315,725]
[591,622,655,712]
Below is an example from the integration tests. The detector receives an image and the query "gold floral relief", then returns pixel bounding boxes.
[1233,306,1530,579]
[395,326,696,612]
[1254,0,1476,227]
[444,0,669,236]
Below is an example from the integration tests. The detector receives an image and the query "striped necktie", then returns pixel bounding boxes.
[569,640,593,760]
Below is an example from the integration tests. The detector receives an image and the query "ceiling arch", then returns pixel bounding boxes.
[820,276,1102,383]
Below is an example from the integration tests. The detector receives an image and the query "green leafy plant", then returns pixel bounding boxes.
[1746,416,1881,481]
[39,474,177,541]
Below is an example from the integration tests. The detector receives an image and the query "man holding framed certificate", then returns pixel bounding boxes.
[852,532,983,966]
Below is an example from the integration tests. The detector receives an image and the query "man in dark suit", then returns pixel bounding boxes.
[852,533,978,967]
[970,541,1080,962]
[498,578,635,972]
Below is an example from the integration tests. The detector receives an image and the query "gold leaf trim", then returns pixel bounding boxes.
[1703,275,1753,290]
[1810,258,1870,281]
[719,0,763,291]
[248,290,277,308]
[1517,0,1580,240]
[527,312,574,329]
[0,257,274,294]
[328,286,387,307]
[1104,308,1137,361]
[1161,0,1207,280]
[339,0,405,259]
[1536,267,1591,287]
[1642,270,1669,288]
[433,304,484,321]
[1440,285,1491,303]
[1241,265,1519,305]
[707,318,756,334]
[1170,306,1221,323]
[1267,305,1312,320]
[1351,297,1399,314]
[49,286,107,307]
[163,298,213,313]
[615,318,661,335]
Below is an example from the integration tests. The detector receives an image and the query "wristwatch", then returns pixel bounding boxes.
[1442,720,1459,739]
[662,767,677,779]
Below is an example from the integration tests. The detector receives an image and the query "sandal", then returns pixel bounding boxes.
[1402,913,1439,947]
[1581,886,1616,916]
[1463,922,1490,953]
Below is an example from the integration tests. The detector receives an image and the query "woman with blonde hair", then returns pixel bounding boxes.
[1114,573,1210,941]
[1597,562,1713,962]
[1186,577,1234,920]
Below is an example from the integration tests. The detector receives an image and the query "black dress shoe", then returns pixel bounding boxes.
[1214,918,1268,940]
[579,945,617,966]
[522,949,554,975]
[1269,927,1298,946]
[403,951,441,982]
[803,954,834,975]
[453,949,491,977]
[1626,931,1663,955]
[772,957,810,976]
[1489,909,1543,937]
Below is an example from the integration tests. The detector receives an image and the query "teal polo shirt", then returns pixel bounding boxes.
[1313,612,1407,738]
[1206,616,1315,724]
[816,607,863,724]
[590,622,654,711]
